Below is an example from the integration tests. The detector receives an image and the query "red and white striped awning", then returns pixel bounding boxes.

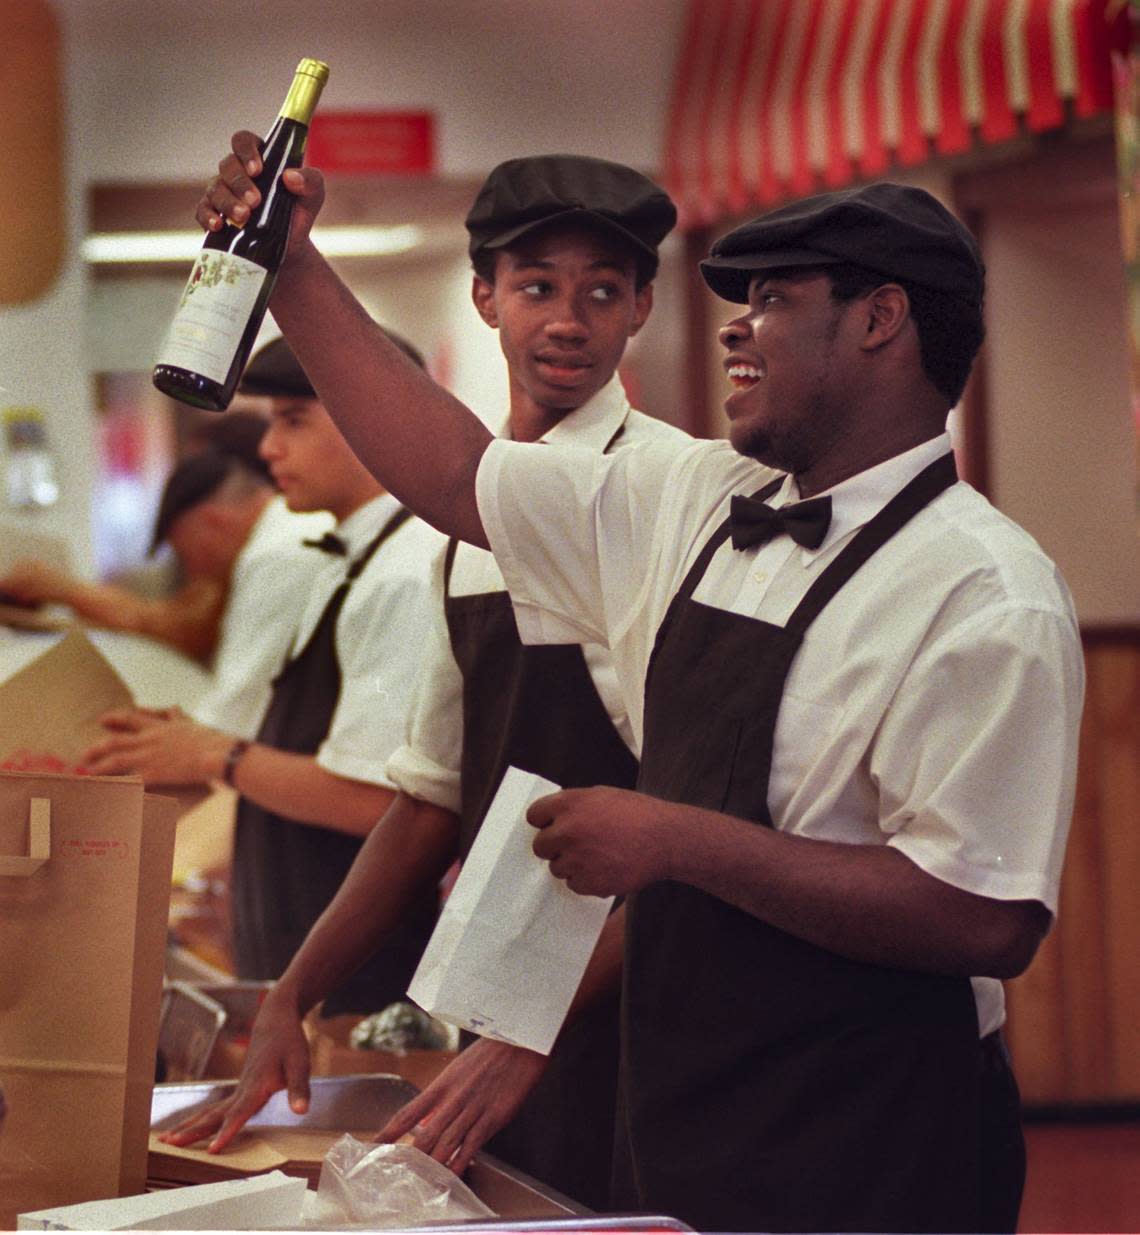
[663,0,1131,226]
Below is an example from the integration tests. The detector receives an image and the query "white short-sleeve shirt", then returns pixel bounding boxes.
[287,492,444,788]
[193,495,334,739]
[476,431,1085,1035]
[386,377,689,812]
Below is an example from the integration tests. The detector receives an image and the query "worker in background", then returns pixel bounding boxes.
[85,331,446,1018]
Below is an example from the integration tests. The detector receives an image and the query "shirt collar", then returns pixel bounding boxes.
[494,376,632,451]
[334,491,402,559]
[775,432,954,561]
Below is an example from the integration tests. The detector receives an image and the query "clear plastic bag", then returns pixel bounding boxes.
[304,1134,495,1229]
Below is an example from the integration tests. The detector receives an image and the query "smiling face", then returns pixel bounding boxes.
[258,397,379,521]
[718,270,867,478]
[472,223,653,432]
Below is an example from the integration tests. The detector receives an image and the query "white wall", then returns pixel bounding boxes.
[57,0,686,182]
[349,251,511,429]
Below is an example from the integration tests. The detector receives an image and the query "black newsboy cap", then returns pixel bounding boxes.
[466,154,677,280]
[701,182,984,306]
[240,329,425,400]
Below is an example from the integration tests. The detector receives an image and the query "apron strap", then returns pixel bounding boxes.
[442,535,460,599]
[603,419,627,453]
[346,505,413,581]
[784,452,957,638]
[283,505,413,672]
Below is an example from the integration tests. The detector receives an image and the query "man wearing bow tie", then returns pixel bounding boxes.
[185,161,1083,1233]
[86,333,445,1016]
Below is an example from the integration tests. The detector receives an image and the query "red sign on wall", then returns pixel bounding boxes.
[306,111,435,175]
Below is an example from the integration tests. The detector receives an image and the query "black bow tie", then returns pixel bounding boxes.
[729,493,832,551]
[302,531,348,557]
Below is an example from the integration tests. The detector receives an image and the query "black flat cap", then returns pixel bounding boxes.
[240,328,425,399]
[149,451,233,554]
[701,182,984,306]
[466,154,677,280]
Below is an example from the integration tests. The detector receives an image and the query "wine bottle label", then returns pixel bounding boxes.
[156,250,268,384]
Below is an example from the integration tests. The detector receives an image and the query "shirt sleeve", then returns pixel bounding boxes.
[876,603,1085,914]
[475,436,680,650]
[316,563,435,787]
[384,546,465,811]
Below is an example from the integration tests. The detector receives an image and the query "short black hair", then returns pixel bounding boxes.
[241,327,425,400]
[200,410,271,482]
[773,263,983,407]
[149,450,266,554]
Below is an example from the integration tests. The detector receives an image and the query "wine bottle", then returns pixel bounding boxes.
[153,58,329,411]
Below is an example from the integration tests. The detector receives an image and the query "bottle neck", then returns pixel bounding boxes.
[279,71,325,126]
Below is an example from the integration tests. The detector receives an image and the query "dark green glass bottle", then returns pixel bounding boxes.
[153,58,329,411]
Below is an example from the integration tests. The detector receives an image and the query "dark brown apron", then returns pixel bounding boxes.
[443,533,635,1211]
[232,506,438,1016]
[617,453,1024,1233]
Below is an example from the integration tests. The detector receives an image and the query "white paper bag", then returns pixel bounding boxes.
[408,767,613,1054]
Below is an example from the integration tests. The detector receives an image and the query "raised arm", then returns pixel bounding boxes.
[198,133,492,547]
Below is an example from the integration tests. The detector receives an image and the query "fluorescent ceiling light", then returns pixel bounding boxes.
[82,223,423,264]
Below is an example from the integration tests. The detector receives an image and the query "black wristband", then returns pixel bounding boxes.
[222,738,251,787]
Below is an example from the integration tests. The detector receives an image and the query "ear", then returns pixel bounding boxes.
[472,275,498,328]
[629,282,654,338]
[860,283,909,352]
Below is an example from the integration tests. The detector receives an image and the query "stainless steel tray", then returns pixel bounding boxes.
[156,982,227,1081]
[151,1072,420,1132]
[193,980,273,1039]
[150,1074,593,1221]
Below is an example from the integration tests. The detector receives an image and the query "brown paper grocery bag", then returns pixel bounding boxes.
[0,772,177,1228]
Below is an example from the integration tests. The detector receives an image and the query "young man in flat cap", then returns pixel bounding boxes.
[163,154,687,1210]
[184,156,1082,1232]
[87,332,445,1018]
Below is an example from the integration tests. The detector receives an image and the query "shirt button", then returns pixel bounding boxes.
[753,571,768,584]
